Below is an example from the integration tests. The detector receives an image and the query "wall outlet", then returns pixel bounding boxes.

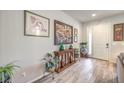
[22,72,26,77]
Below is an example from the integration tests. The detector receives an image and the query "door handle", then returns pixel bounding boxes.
[106,43,109,48]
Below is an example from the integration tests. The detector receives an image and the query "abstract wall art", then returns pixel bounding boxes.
[54,20,73,45]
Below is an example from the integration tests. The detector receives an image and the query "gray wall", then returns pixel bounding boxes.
[0,10,83,82]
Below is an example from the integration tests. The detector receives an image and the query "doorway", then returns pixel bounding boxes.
[88,23,110,61]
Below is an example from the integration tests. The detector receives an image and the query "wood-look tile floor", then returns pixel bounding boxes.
[35,58,117,83]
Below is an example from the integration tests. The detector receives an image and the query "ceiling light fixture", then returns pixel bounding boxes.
[92,13,96,17]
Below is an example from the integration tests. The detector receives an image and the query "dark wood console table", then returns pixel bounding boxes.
[54,49,76,73]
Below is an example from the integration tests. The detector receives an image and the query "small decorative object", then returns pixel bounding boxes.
[59,43,64,51]
[74,28,78,42]
[114,23,124,41]
[24,10,50,37]
[54,20,73,45]
[80,42,88,57]
[0,63,20,83]
[69,44,73,49]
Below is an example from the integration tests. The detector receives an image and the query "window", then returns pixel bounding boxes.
[88,29,92,55]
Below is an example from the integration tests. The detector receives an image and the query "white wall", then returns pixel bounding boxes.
[82,14,124,63]
[0,10,83,82]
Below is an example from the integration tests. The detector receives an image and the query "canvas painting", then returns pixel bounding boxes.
[54,20,73,45]
[114,23,124,41]
[24,11,50,37]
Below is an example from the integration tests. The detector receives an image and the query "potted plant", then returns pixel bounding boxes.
[80,42,87,48]
[42,53,59,79]
[0,63,19,83]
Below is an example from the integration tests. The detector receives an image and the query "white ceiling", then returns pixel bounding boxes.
[63,10,124,23]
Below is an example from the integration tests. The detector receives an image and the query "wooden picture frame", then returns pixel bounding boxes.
[24,10,50,37]
[54,20,73,45]
[114,23,124,41]
[74,28,78,42]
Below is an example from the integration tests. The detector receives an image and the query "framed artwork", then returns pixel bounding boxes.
[114,23,124,41]
[54,20,73,45]
[24,10,50,37]
[74,28,78,42]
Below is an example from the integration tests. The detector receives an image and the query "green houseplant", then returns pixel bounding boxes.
[44,53,59,71]
[80,42,87,48]
[0,63,19,83]
[42,53,59,79]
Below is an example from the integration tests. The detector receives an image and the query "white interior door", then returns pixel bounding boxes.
[92,23,109,60]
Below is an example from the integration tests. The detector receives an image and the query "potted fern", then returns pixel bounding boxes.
[0,63,19,83]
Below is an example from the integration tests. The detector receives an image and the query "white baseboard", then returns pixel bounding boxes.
[27,75,43,83]
[27,72,49,83]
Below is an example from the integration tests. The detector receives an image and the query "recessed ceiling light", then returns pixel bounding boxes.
[92,13,96,17]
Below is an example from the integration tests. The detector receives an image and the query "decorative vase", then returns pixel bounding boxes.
[59,43,64,51]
